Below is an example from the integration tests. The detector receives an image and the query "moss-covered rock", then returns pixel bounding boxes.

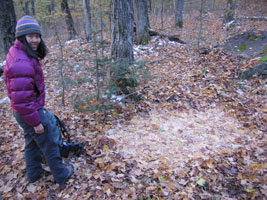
[240,62,267,79]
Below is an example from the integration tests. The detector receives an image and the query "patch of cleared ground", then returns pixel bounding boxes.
[107,107,253,171]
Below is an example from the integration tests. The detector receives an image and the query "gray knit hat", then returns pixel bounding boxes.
[15,16,42,38]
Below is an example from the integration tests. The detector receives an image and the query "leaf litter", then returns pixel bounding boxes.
[0,11,266,199]
[107,107,249,170]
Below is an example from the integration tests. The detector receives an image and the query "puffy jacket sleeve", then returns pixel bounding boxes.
[5,60,41,127]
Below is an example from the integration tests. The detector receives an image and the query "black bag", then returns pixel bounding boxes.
[54,115,84,158]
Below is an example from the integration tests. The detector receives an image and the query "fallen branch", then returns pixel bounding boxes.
[148,29,186,44]
[237,15,267,21]
[121,91,138,100]
[147,55,174,65]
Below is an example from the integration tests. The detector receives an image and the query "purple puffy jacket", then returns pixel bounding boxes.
[4,39,45,127]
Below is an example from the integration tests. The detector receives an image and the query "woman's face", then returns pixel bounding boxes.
[26,33,41,51]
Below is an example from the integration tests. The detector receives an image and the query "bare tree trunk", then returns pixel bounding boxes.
[25,1,30,15]
[51,0,55,11]
[99,1,104,56]
[30,0,35,16]
[197,0,205,50]
[223,0,237,23]
[0,0,16,55]
[175,0,184,28]
[212,0,215,11]
[161,0,164,30]
[47,0,55,15]
[93,34,101,101]
[134,0,150,44]
[83,0,92,41]
[111,0,134,64]
[147,0,152,12]
[61,0,77,40]
[19,0,28,15]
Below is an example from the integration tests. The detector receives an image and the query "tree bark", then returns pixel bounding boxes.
[161,0,164,29]
[134,0,150,44]
[47,0,55,15]
[25,1,30,15]
[175,0,184,28]
[30,0,35,16]
[147,0,152,12]
[83,0,92,41]
[61,0,77,40]
[99,1,104,56]
[111,0,134,64]
[212,0,216,11]
[197,0,205,50]
[51,0,55,11]
[0,0,16,55]
[223,0,237,23]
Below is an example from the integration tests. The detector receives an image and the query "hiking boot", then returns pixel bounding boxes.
[28,169,51,183]
[59,164,74,189]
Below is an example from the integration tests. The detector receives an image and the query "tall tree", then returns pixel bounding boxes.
[134,0,150,44]
[83,0,92,41]
[224,0,237,23]
[161,0,164,29]
[47,0,55,15]
[19,0,30,15]
[0,0,16,55]
[147,0,152,12]
[51,0,55,12]
[25,1,30,15]
[212,0,216,11]
[99,1,105,56]
[30,0,35,16]
[110,0,134,64]
[61,0,77,40]
[175,0,185,28]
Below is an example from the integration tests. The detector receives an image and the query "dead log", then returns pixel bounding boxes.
[148,29,186,44]
[237,15,267,21]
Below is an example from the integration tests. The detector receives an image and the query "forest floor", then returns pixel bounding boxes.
[221,30,267,59]
[0,11,266,200]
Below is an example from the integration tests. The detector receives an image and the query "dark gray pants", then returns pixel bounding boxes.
[14,108,68,185]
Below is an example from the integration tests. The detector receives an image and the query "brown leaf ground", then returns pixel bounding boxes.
[0,9,266,200]
[108,107,250,171]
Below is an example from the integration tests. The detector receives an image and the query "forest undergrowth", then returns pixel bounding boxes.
[0,11,266,200]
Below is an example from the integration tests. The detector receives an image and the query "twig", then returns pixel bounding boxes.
[54,24,65,107]
[122,91,137,100]
[147,55,174,65]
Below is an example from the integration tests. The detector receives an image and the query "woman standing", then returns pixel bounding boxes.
[4,16,73,188]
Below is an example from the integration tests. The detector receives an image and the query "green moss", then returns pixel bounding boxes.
[259,56,267,63]
[248,35,258,41]
[140,36,151,45]
[263,45,267,53]
[237,43,248,51]
[118,23,122,33]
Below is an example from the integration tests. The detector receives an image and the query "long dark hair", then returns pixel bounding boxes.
[17,35,48,60]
